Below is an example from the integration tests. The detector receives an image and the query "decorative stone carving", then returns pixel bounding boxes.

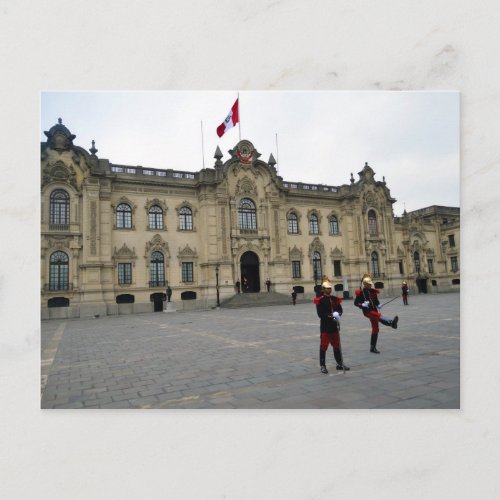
[42,161,78,190]
[235,176,257,196]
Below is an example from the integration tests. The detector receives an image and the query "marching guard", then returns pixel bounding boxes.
[314,280,350,374]
[354,274,399,354]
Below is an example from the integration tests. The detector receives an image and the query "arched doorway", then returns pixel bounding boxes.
[240,251,260,292]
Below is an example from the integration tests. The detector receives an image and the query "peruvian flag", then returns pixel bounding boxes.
[216,98,239,138]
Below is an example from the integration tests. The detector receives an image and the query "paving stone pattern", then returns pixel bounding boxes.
[41,292,459,409]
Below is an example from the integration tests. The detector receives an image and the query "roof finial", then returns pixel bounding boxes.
[350,172,354,184]
[89,139,98,155]
[58,117,62,124]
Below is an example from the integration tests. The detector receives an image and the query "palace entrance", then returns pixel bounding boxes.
[240,251,260,293]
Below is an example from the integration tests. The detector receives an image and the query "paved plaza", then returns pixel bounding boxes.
[41,292,459,409]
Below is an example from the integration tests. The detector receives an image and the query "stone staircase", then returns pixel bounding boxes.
[221,291,296,309]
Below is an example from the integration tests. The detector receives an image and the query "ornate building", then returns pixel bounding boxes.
[41,120,460,319]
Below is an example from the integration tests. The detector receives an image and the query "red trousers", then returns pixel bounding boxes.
[364,310,381,334]
[320,331,340,351]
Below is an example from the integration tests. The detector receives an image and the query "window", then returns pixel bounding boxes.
[427,259,434,274]
[288,213,298,234]
[399,260,404,274]
[448,234,455,247]
[116,203,132,229]
[329,216,339,235]
[368,210,378,235]
[451,256,459,272]
[50,189,70,227]
[292,261,301,278]
[179,207,193,230]
[309,214,319,234]
[312,251,322,281]
[333,260,342,277]
[414,251,421,273]
[238,198,257,230]
[371,252,380,277]
[150,252,165,287]
[49,251,69,291]
[118,263,132,284]
[182,262,193,282]
[148,205,163,229]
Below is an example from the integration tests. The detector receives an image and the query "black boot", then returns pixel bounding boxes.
[370,334,380,353]
[334,349,350,371]
[320,349,328,374]
[380,316,398,329]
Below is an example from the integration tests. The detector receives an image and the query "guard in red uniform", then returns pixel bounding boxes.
[354,274,399,354]
[314,280,349,374]
[401,281,409,305]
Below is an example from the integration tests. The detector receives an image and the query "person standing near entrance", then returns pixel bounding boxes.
[166,286,172,303]
[235,280,241,294]
[291,289,297,305]
[354,274,399,354]
[401,281,409,305]
[314,280,349,374]
[265,277,271,292]
[242,276,249,292]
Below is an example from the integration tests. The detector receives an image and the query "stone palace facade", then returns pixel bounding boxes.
[41,120,460,319]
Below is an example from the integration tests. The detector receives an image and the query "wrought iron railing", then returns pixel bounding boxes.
[43,283,73,292]
[149,280,166,288]
[49,224,70,231]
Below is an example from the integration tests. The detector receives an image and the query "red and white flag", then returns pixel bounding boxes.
[216,99,239,138]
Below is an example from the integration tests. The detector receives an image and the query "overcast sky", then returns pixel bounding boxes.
[41,91,459,216]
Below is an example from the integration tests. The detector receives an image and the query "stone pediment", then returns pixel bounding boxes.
[330,246,343,258]
[178,244,197,258]
[289,245,303,260]
[114,243,136,258]
[145,234,170,256]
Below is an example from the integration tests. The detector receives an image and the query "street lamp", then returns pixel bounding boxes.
[215,264,220,307]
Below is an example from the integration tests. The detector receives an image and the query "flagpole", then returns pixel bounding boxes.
[275,132,279,176]
[238,92,241,141]
[201,120,206,169]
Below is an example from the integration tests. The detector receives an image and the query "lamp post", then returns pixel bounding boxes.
[215,264,220,307]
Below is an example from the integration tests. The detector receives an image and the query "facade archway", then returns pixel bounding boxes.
[240,251,260,292]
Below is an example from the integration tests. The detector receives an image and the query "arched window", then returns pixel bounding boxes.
[368,210,378,235]
[414,251,421,273]
[238,198,257,230]
[50,189,70,227]
[49,251,69,291]
[148,205,163,230]
[116,203,132,229]
[179,207,193,231]
[313,251,322,281]
[309,214,319,234]
[371,251,380,277]
[329,216,339,235]
[288,213,298,234]
[150,251,165,287]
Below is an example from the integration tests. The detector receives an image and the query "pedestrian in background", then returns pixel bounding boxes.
[401,281,409,305]
[291,290,297,305]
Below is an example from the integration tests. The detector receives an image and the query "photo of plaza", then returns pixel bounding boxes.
[40,91,460,409]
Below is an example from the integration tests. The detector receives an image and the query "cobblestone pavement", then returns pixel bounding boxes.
[41,292,459,409]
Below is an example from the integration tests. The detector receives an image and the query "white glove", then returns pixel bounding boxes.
[332,311,340,320]
[377,305,381,310]
[362,301,370,308]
